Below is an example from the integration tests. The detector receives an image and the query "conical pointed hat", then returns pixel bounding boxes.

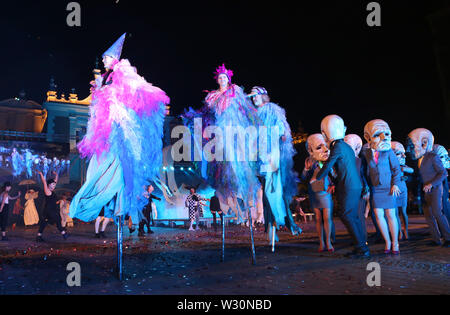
[102,33,126,60]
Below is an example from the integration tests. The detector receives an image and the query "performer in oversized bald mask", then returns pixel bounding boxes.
[362,119,402,254]
[407,129,450,247]
[301,134,335,252]
[391,141,414,240]
[344,134,363,157]
[312,115,370,258]
[433,144,450,222]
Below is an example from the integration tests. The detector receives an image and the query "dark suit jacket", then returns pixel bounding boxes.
[355,157,369,195]
[361,149,401,189]
[419,151,448,209]
[419,152,448,188]
[316,139,362,193]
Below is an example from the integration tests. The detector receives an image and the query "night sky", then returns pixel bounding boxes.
[1,0,449,147]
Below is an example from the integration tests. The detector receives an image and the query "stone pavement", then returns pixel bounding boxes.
[0,215,448,294]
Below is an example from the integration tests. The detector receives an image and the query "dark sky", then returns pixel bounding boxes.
[1,0,449,147]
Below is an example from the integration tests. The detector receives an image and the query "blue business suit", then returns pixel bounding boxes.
[418,152,450,243]
[316,139,368,252]
[361,149,402,209]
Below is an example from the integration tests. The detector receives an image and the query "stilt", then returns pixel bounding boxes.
[221,214,225,262]
[248,207,256,265]
[271,224,276,253]
[117,215,123,281]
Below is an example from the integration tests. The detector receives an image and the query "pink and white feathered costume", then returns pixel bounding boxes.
[70,58,169,225]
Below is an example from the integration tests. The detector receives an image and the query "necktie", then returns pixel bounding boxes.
[374,151,380,165]
[418,157,423,169]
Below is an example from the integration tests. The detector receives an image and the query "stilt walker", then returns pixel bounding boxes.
[69,33,169,279]
[182,64,262,264]
[248,87,302,250]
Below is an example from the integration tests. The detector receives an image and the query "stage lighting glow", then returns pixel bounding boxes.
[180,167,184,171]
[170,166,175,171]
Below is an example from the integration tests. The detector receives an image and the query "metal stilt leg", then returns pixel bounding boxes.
[221,214,225,262]
[248,207,256,265]
[117,215,123,281]
[272,224,276,253]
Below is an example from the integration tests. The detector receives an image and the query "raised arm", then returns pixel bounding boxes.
[300,157,315,183]
[53,171,59,185]
[38,171,51,196]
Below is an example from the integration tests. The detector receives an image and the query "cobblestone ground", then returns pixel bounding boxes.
[0,215,448,295]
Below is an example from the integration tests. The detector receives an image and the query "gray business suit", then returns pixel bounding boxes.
[418,152,450,243]
[362,149,402,209]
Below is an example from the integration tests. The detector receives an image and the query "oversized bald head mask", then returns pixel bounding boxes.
[364,119,392,152]
[433,144,450,169]
[406,128,434,160]
[344,134,363,157]
[391,141,406,166]
[306,133,329,162]
[320,115,347,144]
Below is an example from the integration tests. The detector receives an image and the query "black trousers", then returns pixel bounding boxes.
[337,188,368,252]
[358,198,367,239]
[38,213,64,234]
[211,211,223,229]
[139,208,152,233]
[0,204,9,232]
